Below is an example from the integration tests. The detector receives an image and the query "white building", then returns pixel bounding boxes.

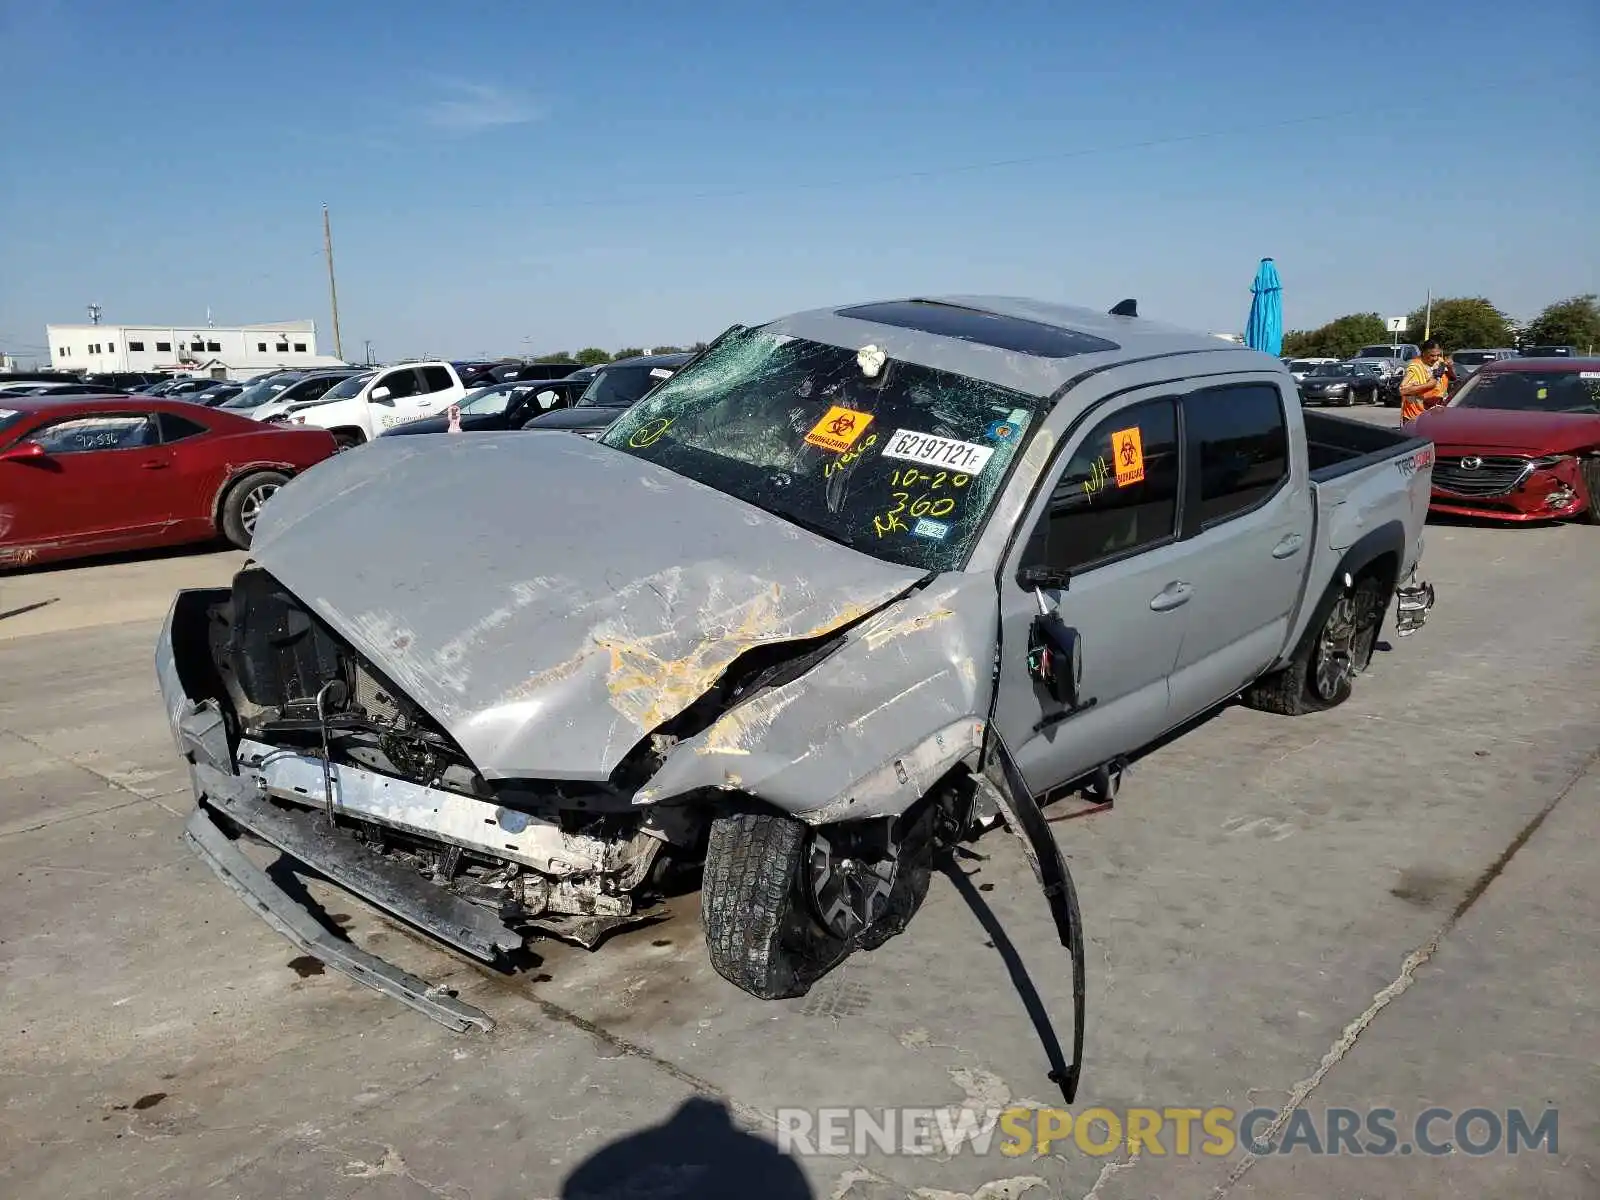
[46,319,349,380]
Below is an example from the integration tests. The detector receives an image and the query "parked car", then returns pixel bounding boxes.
[0,382,130,397]
[0,394,337,568]
[84,372,167,391]
[253,361,469,448]
[1409,357,1600,523]
[377,377,589,437]
[185,381,246,406]
[1520,345,1577,358]
[1447,348,1520,388]
[1298,361,1382,406]
[221,370,363,420]
[158,295,1436,1049]
[1284,357,1338,384]
[522,352,693,437]
[1348,343,1420,387]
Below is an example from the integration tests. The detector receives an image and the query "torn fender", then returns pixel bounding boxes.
[642,576,998,822]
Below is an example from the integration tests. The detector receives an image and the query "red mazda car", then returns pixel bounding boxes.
[1408,357,1600,523]
[0,393,338,569]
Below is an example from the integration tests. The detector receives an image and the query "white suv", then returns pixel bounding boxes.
[256,361,466,449]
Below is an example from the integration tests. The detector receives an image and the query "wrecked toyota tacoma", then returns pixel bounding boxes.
[157,297,1436,1087]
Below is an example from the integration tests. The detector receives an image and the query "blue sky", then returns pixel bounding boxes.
[2,0,1595,362]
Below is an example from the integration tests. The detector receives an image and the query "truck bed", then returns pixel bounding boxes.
[1275,409,1436,666]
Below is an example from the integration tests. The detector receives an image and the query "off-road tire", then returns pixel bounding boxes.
[702,811,850,1000]
[219,470,289,550]
[331,429,365,452]
[1243,575,1385,716]
[1578,458,1600,525]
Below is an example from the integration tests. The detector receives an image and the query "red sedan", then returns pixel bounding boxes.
[1408,358,1600,523]
[0,393,338,568]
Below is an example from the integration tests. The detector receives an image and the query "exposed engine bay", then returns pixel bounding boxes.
[202,566,704,948]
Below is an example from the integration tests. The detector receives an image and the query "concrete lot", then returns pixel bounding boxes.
[2,408,1596,1199]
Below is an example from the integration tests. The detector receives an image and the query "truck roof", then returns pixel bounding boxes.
[765,295,1277,399]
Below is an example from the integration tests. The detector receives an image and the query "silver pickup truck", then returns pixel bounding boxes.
[156,297,1435,1089]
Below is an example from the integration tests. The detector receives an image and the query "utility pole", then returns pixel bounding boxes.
[363,339,373,365]
[323,204,344,361]
[1422,289,1432,341]
[87,302,102,326]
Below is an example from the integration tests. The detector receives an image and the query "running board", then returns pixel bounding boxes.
[183,806,496,1034]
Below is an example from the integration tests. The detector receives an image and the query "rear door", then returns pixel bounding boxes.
[412,365,463,419]
[1167,378,1312,721]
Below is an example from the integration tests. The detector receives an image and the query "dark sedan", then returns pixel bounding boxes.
[1299,362,1382,406]
[377,377,590,437]
[523,352,692,438]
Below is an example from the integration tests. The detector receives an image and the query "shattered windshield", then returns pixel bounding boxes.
[599,328,1043,571]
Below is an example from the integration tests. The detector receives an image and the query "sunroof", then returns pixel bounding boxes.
[836,300,1120,358]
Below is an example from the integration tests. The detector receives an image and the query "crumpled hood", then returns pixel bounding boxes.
[1412,408,1600,454]
[248,432,925,780]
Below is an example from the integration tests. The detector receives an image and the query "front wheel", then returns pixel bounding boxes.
[330,429,366,452]
[1578,458,1600,525]
[220,470,289,549]
[701,805,934,999]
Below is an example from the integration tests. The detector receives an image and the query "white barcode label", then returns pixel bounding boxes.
[880,429,995,473]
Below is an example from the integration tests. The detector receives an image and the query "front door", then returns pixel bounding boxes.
[0,410,174,555]
[994,394,1199,796]
[1167,379,1312,721]
[371,367,426,433]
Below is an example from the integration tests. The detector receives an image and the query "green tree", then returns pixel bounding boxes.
[574,347,613,367]
[533,351,576,364]
[651,345,686,354]
[612,347,646,361]
[1280,312,1387,359]
[1523,294,1600,352]
[1404,296,1511,350]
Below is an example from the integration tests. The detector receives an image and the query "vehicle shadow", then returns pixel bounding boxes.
[559,1096,812,1199]
[940,854,1074,1099]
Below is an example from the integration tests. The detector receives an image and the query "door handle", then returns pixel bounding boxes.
[139,459,169,470]
[1272,533,1305,558]
[1149,581,1194,612]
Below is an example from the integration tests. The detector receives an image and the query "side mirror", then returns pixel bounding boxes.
[370,386,393,404]
[0,440,47,463]
[1028,606,1083,708]
[1017,563,1070,592]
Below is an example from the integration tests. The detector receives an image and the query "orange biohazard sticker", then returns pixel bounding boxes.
[805,406,874,454]
[1111,426,1145,487]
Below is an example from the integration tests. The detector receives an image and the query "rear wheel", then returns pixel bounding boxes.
[220,470,289,549]
[1243,575,1385,715]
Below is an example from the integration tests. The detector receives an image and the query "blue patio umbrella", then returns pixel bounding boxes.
[1244,258,1283,356]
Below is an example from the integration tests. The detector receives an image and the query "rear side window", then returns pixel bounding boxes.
[159,412,208,442]
[1186,384,1289,527]
[421,365,454,393]
[1040,398,1180,573]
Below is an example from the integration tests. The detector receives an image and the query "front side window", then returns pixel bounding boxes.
[377,369,420,399]
[600,328,1044,571]
[1186,383,1289,526]
[1038,399,1180,574]
[29,414,157,454]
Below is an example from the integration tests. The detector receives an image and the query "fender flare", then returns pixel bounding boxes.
[1286,519,1407,665]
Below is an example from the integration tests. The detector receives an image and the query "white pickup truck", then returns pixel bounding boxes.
[253,361,467,449]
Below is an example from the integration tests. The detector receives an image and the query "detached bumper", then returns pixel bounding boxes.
[1394,573,1435,637]
[157,591,503,1033]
